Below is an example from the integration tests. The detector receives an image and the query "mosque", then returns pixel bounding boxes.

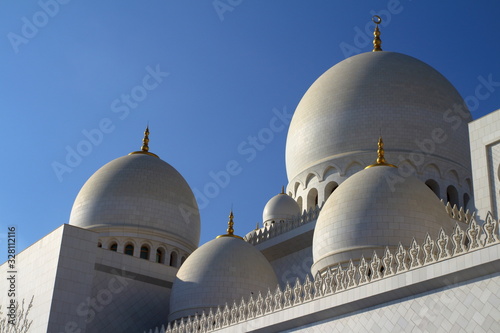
[1,17,499,332]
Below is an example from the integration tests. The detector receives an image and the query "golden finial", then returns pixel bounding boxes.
[365,137,397,168]
[129,125,159,158]
[372,15,382,52]
[227,210,235,235]
[280,186,285,195]
[141,126,150,152]
[216,210,244,239]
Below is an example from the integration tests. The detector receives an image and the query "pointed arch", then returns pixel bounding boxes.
[109,241,117,251]
[124,243,134,256]
[307,188,319,210]
[425,179,440,199]
[446,185,459,208]
[293,181,302,196]
[305,172,320,188]
[140,244,150,260]
[156,247,165,264]
[465,178,472,193]
[322,164,341,180]
[423,162,442,178]
[343,161,363,177]
[170,251,179,267]
[398,159,418,176]
[324,181,339,202]
[463,193,470,210]
[446,169,460,185]
[296,196,303,212]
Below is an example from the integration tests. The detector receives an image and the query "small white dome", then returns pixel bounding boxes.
[169,235,278,321]
[69,153,200,249]
[311,165,453,275]
[262,191,300,224]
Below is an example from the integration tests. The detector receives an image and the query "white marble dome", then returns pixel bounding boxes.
[262,191,301,225]
[69,152,200,249]
[311,165,453,276]
[285,51,472,182]
[169,234,278,321]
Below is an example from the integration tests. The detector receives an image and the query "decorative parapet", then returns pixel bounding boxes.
[244,205,321,245]
[144,212,500,333]
[245,199,471,246]
[442,200,474,224]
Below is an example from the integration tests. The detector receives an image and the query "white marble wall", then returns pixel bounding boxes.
[0,224,98,333]
[284,273,500,332]
[470,109,500,221]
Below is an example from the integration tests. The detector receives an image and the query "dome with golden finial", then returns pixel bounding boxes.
[311,139,453,275]
[285,17,472,210]
[168,211,278,322]
[69,127,200,250]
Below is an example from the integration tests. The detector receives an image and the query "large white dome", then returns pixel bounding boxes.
[69,153,200,249]
[311,165,454,276]
[169,235,278,322]
[285,51,472,183]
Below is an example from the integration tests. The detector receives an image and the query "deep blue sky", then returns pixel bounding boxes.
[1,1,499,252]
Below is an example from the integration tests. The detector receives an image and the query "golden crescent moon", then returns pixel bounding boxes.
[372,15,382,24]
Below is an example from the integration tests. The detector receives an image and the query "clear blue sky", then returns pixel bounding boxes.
[1,1,499,252]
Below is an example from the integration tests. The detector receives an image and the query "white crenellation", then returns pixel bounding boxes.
[395,243,407,273]
[437,228,451,259]
[423,233,436,264]
[409,238,422,268]
[443,200,474,223]
[382,247,395,277]
[146,214,500,333]
[245,205,321,245]
[346,260,356,288]
[238,297,246,322]
[248,200,470,247]
[370,252,382,280]
[452,223,466,255]
[264,290,272,314]
[293,278,302,306]
[357,256,368,285]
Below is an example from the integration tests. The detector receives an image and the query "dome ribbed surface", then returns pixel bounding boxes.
[263,193,301,223]
[169,236,278,321]
[286,51,471,181]
[69,153,200,248]
[311,166,453,275]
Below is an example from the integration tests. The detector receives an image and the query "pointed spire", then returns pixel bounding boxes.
[372,15,382,52]
[216,210,244,239]
[280,186,285,195]
[129,125,159,158]
[227,210,235,236]
[141,125,150,152]
[365,137,397,168]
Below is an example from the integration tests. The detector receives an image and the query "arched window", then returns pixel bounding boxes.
[307,188,318,210]
[109,242,117,252]
[446,185,459,208]
[124,244,134,256]
[425,179,440,199]
[97,242,102,248]
[296,196,303,212]
[170,251,178,267]
[156,248,165,264]
[140,245,149,260]
[180,256,186,266]
[463,193,470,209]
[324,182,338,202]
